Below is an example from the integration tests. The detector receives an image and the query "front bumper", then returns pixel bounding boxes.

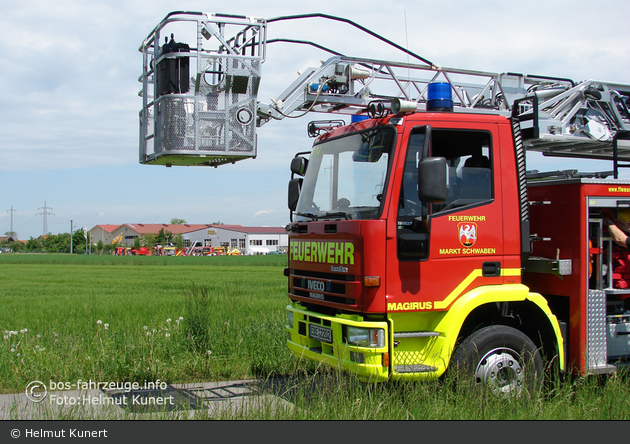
[286,302,390,382]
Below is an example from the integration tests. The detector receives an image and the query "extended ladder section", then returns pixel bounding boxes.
[139,11,630,167]
[259,55,630,161]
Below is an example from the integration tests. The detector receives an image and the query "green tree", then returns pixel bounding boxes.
[174,233,184,249]
[170,218,186,224]
[72,230,87,253]
[142,233,157,248]
[96,240,103,255]
[8,241,24,252]
[25,237,43,251]
[156,228,173,245]
[43,233,70,252]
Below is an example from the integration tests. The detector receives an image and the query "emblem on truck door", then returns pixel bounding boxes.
[458,222,478,247]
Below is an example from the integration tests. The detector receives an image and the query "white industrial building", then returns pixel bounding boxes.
[183,225,288,255]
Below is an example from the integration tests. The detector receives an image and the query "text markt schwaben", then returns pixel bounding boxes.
[290,241,355,265]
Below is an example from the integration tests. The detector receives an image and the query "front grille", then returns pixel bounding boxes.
[290,269,360,307]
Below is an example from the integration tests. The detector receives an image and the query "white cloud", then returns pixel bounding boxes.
[253,209,276,218]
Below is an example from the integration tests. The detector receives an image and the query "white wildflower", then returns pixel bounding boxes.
[143,326,148,330]
[104,323,109,330]
[3,335,7,340]
[165,333,170,338]
[166,318,171,323]
[97,320,102,325]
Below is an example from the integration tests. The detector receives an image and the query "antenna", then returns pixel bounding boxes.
[404,10,410,98]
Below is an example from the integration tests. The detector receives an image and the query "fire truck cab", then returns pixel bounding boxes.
[285,110,564,393]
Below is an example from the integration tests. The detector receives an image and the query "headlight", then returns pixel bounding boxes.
[345,326,385,348]
[287,311,294,329]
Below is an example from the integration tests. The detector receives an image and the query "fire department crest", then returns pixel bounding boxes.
[458,223,477,247]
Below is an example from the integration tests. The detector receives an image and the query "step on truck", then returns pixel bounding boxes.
[138,12,630,396]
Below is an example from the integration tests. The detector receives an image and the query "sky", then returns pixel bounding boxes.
[1,0,629,240]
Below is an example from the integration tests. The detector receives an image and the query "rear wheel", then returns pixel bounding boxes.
[450,325,543,397]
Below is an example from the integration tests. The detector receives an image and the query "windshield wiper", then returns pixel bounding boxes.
[320,211,351,220]
[294,212,319,221]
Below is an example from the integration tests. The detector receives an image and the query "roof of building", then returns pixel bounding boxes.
[122,223,214,235]
[90,224,287,236]
[213,225,286,234]
[94,224,121,233]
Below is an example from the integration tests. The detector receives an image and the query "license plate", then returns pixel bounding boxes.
[309,324,333,343]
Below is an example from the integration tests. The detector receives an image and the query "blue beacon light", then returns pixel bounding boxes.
[427,82,454,112]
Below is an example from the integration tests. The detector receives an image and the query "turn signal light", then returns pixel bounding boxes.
[382,352,390,367]
[364,276,381,287]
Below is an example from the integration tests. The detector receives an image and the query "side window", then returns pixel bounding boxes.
[398,129,493,219]
[398,133,424,218]
[432,129,493,214]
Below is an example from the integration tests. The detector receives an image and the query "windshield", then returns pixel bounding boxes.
[295,127,395,221]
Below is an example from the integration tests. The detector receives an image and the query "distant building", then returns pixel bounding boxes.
[184,225,288,255]
[90,225,120,245]
[88,223,288,255]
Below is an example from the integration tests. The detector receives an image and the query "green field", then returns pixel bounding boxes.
[0,254,294,389]
[1,253,630,420]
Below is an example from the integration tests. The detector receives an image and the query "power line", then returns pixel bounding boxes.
[36,201,55,235]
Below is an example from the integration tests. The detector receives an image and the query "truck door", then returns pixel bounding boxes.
[388,124,505,311]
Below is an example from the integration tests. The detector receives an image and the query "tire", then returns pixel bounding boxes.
[450,325,543,398]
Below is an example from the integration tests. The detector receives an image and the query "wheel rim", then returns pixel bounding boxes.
[474,347,524,397]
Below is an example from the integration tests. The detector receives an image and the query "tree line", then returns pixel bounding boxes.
[1,230,93,254]
[1,227,184,254]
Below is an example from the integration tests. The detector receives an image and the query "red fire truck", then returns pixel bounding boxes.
[139,12,630,396]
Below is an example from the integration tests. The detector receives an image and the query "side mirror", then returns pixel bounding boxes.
[288,178,302,211]
[290,156,308,177]
[418,157,447,202]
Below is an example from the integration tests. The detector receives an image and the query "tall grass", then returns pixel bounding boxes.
[0,254,297,393]
[1,254,630,420]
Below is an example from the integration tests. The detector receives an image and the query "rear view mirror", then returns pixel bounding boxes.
[288,178,302,211]
[418,157,447,202]
[291,156,308,176]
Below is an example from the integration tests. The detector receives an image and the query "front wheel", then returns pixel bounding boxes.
[450,325,543,398]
